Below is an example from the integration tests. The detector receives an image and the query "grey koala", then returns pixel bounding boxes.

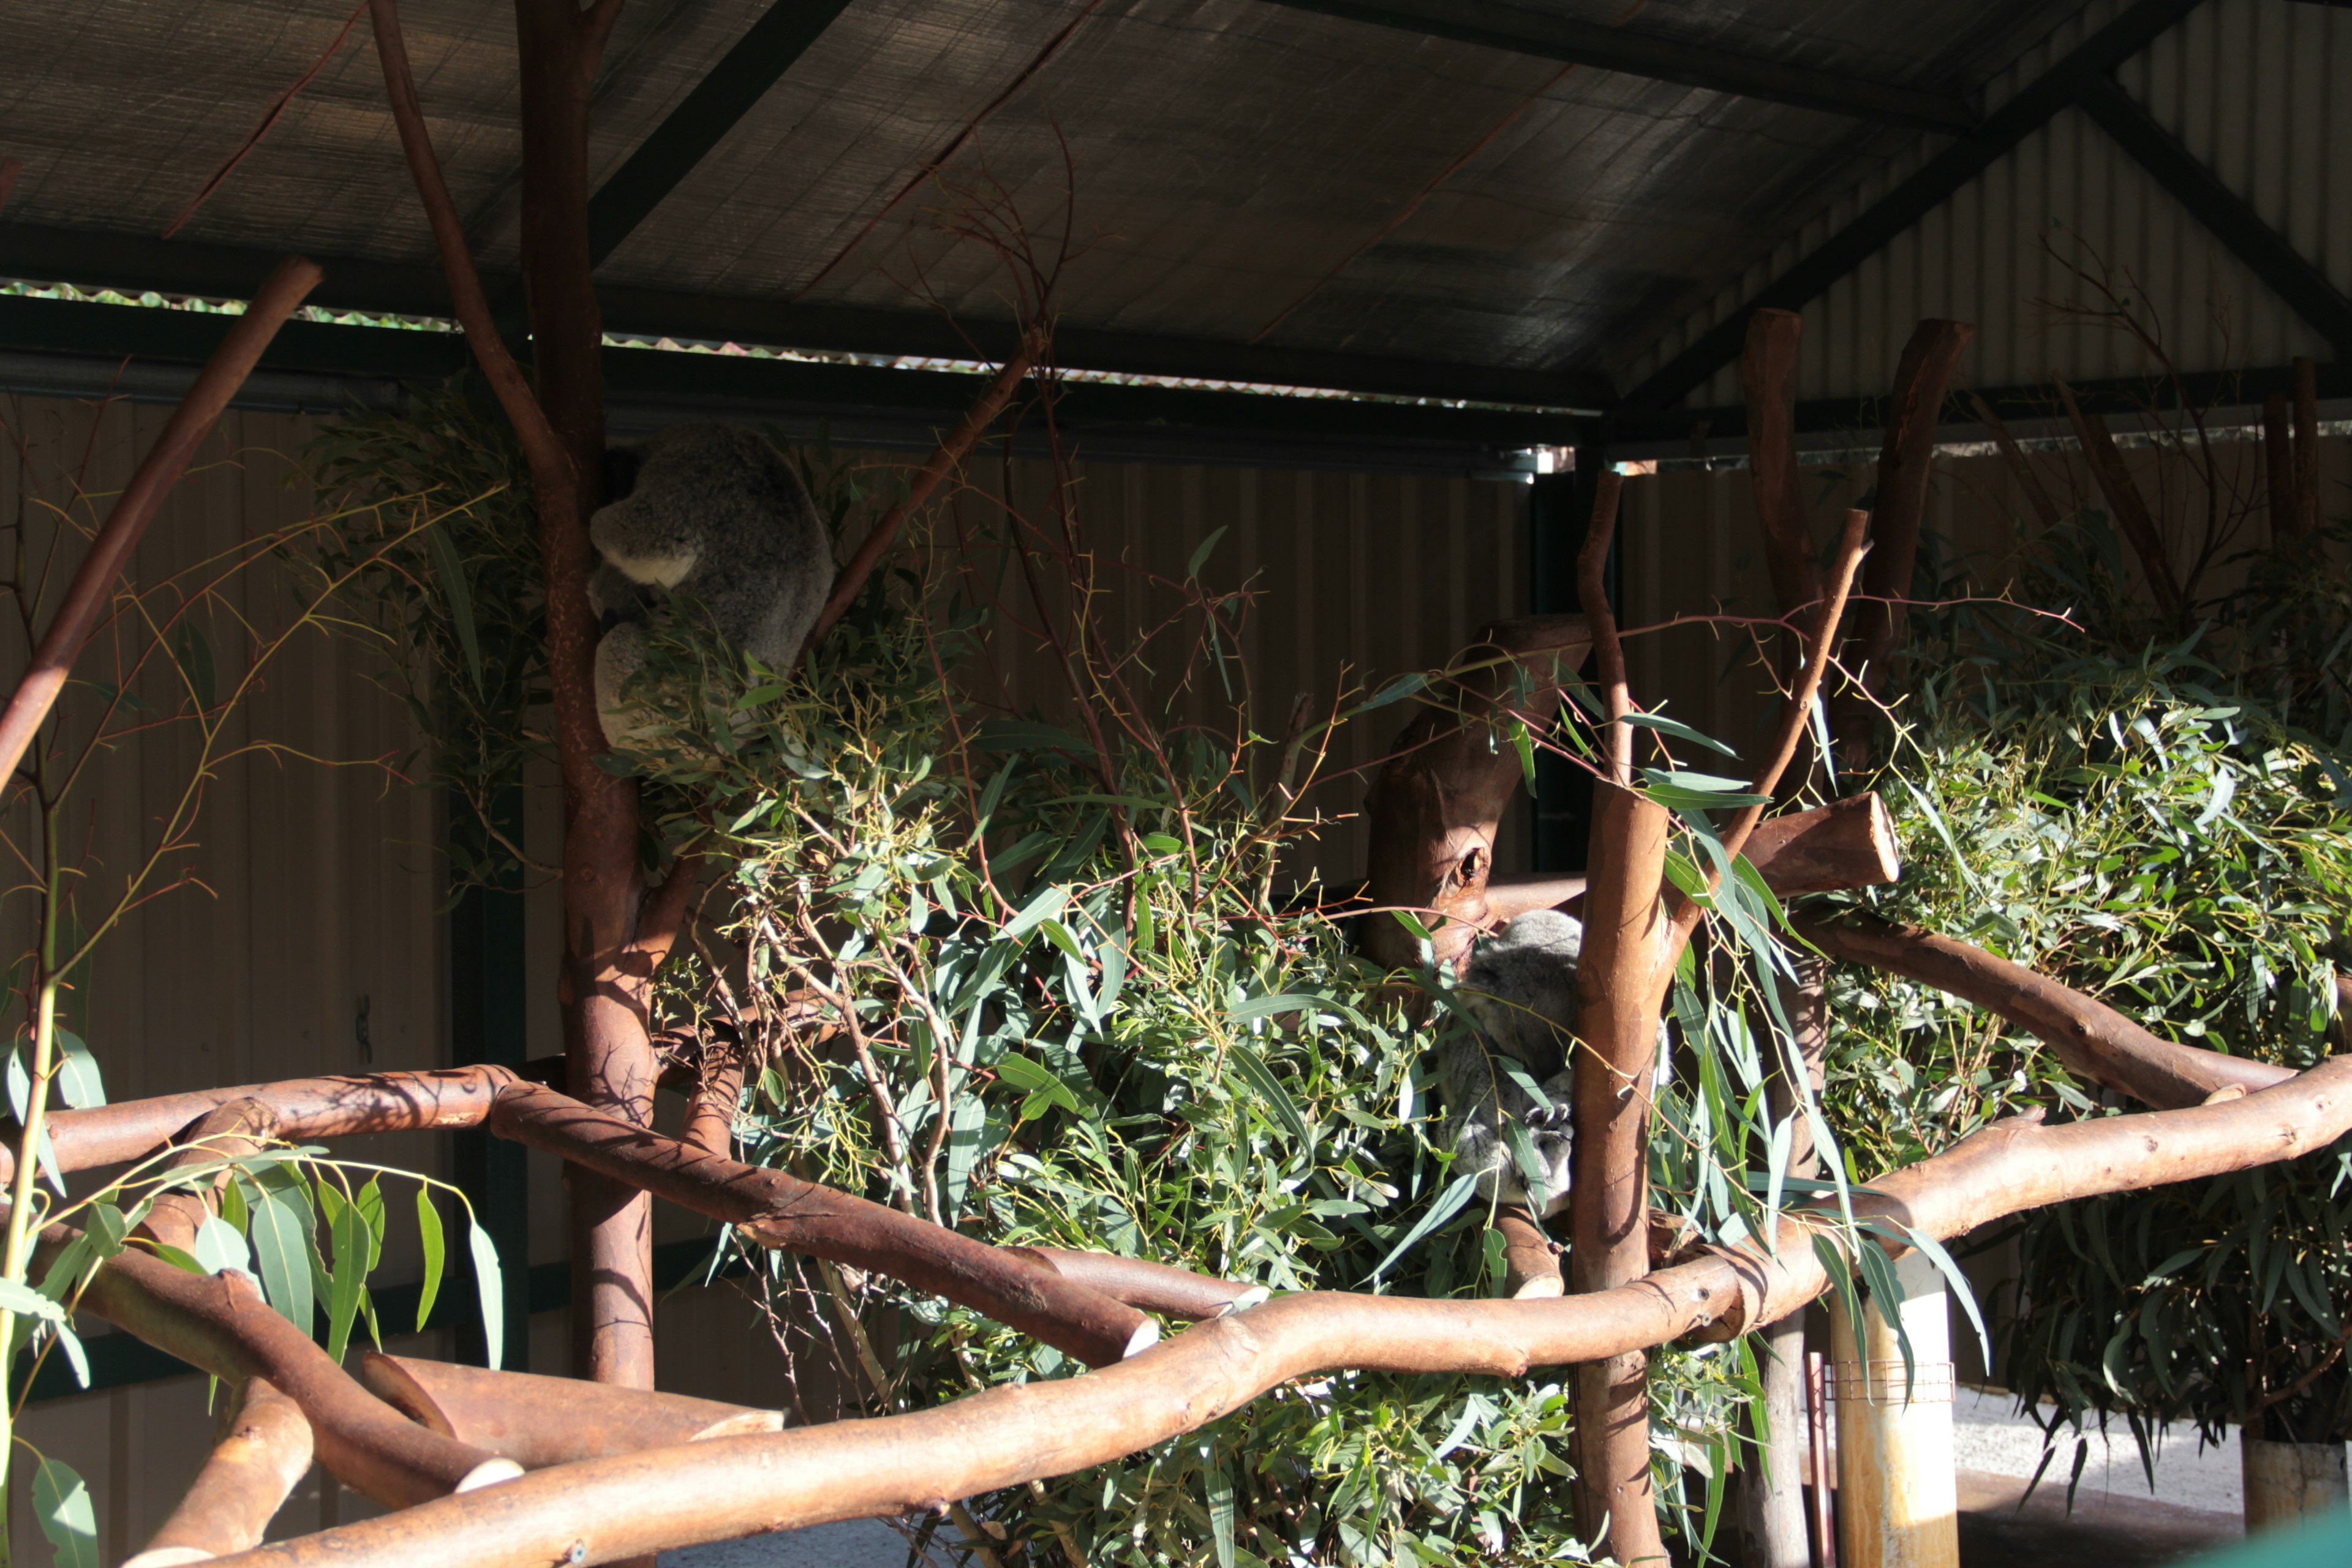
[587,423,831,744]
[1442,908,1583,1218]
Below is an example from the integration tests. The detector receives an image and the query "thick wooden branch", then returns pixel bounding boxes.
[194,1057,2352,1568]
[135,1098,281,1256]
[486,1082,1156,1366]
[1790,913,2291,1110]
[1854,322,1972,671]
[358,1353,782,1468]
[1007,1247,1268,1321]
[1741,309,1823,621]
[1739,791,1901,894]
[681,1028,744,1159]
[123,1379,313,1568]
[1568,780,1673,1556]
[0,255,320,786]
[1359,615,1593,970]
[55,1238,518,1507]
[1482,791,1903,927]
[1561,461,1668,1555]
[0,1066,513,1185]
[2054,377,2185,620]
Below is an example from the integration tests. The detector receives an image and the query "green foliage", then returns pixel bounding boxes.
[307,380,548,884]
[312,392,1885,1563]
[1825,508,2352,1459]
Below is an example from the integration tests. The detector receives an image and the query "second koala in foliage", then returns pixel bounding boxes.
[587,422,831,745]
[1441,908,1583,1218]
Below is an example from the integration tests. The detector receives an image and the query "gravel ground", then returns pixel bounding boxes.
[1951,1385,2247,1515]
[663,1518,913,1568]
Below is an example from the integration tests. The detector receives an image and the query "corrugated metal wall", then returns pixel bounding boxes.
[0,394,1529,1559]
[1615,431,2352,767]
[1624,0,2352,404]
[951,458,1536,888]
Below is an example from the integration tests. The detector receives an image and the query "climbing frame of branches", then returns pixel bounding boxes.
[7,268,2342,1568]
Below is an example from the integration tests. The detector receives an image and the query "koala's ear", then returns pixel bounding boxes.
[603,445,645,502]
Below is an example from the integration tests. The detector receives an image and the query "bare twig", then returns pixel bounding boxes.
[803,333,1044,655]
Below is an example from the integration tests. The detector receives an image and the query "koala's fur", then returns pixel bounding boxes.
[587,423,830,745]
[1441,908,1583,1218]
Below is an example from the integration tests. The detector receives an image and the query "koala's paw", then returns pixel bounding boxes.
[594,623,654,750]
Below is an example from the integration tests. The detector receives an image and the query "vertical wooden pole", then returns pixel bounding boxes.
[1741,957,1828,1568]
[1831,1252,1959,1568]
[510,0,657,1395]
[1567,473,1673,1564]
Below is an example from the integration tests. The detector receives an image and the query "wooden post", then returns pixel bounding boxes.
[1740,957,1828,1568]
[1567,473,1673,1563]
[1830,1251,1959,1568]
[2242,1437,2350,1532]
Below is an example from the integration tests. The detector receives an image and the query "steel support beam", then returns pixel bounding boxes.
[1259,0,1977,134]
[1608,359,2352,448]
[2078,74,2352,360]
[0,292,1580,456]
[1615,0,2211,414]
[0,223,1608,410]
[586,0,854,268]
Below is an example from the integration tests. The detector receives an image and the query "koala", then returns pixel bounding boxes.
[1439,908,1583,1219]
[587,423,831,746]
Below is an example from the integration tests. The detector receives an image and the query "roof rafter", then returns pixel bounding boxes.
[1614,0,2211,415]
[1258,0,1978,134]
[2077,73,2352,360]
[585,0,856,268]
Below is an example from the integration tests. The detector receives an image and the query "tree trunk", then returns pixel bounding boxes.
[1833,320,1972,761]
[511,0,657,1393]
[1569,780,1673,1562]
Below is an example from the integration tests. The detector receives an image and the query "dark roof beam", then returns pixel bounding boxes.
[584,0,855,269]
[0,223,1608,410]
[1606,360,2352,447]
[2077,74,2352,360]
[1259,0,1977,134]
[1613,0,2212,413]
[0,291,1585,448]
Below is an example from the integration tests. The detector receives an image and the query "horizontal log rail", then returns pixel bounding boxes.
[0,1066,516,1184]
[486,1081,1159,1367]
[1485,790,1903,927]
[187,1055,2352,1567]
[358,1353,782,1468]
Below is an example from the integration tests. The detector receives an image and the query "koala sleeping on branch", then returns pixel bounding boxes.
[587,423,831,746]
[1442,908,1584,1219]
